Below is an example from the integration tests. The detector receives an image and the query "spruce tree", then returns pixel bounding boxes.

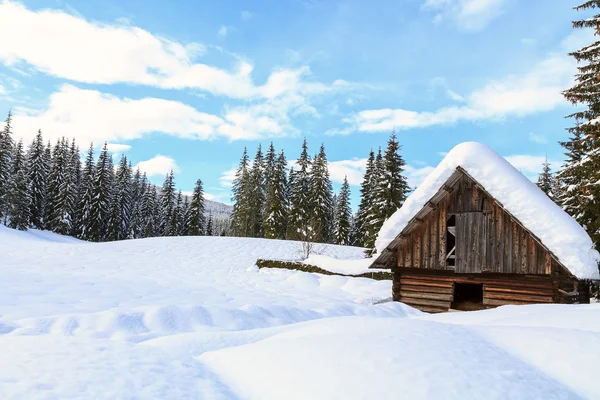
[88,143,113,241]
[231,147,252,237]
[0,111,14,223]
[561,1,600,249]
[263,149,289,239]
[249,145,266,237]
[171,190,183,236]
[206,214,213,236]
[26,130,49,229]
[141,184,159,238]
[184,179,205,236]
[7,140,31,230]
[106,155,133,241]
[369,133,409,253]
[76,143,96,240]
[309,144,334,243]
[160,170,177,236]
[536,156,554,197]
[129,169,146,239]
[287,139,312,241]
[354,149,376,247]
[334,176,352,245]
[46,138,69,233]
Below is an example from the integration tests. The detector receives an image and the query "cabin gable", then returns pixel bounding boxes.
[395,170,555,276]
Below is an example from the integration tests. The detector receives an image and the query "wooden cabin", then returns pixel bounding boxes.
[370,144,599,313]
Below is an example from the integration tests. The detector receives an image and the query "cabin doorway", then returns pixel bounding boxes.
[451,282,484,311]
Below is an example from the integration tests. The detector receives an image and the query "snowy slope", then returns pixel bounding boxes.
[1,226,600,399]
[374,142,600,280]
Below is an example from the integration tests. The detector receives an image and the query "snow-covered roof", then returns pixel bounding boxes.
[373,142,600,280]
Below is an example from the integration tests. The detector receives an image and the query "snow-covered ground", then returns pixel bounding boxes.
[1,225,599,399]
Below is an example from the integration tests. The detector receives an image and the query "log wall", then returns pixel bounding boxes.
[393,269,559,313]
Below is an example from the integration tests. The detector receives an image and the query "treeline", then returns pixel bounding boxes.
[0,111,221,240]
[230,133,410,252]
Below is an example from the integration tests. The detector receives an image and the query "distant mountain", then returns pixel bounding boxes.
[204,199,233,217]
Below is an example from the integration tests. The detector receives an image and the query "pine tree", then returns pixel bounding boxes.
[26,130,49,229]
[536,156,554,197]
[7,140,31,230]
[88,143,113,241]
[76,143,96,240]
[46,138,69,233]
[160,170,177,236]
[184,179,205,236]
[309,144,334,243]
[206,214,214,236]
[231,147,252,237]
[180,194,189,235]
[249,145,266,237]
[171,190,183,236]
[287,139,312,241]
[561,2,600,249]
[355,149,376,247]
[0,111,15,224]
[141,184,159,238]
[106,155,133,241]
[263,149,289,239]
[369,133,409,253]
[129,169,146,239]
[334,176,352,245]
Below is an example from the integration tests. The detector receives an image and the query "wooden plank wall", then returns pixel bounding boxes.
[396,173,553,276]
[394,270,556,313]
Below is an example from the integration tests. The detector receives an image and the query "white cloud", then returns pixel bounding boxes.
[504,155,560,177]
[241,11,255,20]
[423,0,509,31]
[135,155,180,177]
[11,85,292,144]
[106,143,132,153]
[219,167,237,188]
[528,132,547,144]
[218,26,228,37]
[338,47,574,133]
[0,84,5,94]
[0,1,346,106]
[328,158,367,186]
[405,165,436,189]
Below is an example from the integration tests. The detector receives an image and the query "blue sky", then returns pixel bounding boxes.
[0,0,591,206]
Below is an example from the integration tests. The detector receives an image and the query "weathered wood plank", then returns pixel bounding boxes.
[413,226,421,268]
[484,291,554,303]
[400,291,454,301]
[483,298,538,306]
[497,207,504,273]
[439,199,447,269]
[430,207,437,269]
[401,284,455,295]
[484,286,553,296]
[399,279,454,288]
[544,252,552,275]
[528,237,536,276]
[404,238,412,268]
[399,297,451,309]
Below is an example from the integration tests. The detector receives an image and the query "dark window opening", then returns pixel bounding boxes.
[451,283,484,311]
[446,215,456,267]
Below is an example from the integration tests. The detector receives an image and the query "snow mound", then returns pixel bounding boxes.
[304,254,385,275]
[374,142,600,280]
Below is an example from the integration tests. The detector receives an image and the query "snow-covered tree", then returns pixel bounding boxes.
[309,144,334,243]
[46,138,71,233]
[287,139,312,241]
[141,184,159,238]
[129,169,146,239]
[231,147,252,237]
[0,111,14,224]
[206,214,214,236]
[7,140,31,230]
[159,170,177,236]
[76,143,96,240]
[26,130,49,229]
[106,155,133,241]
[184,178,206,236]
[354,149,376,247]
[87,143,114,241]
[560,1,600,249]
[248,145,266,238]
[536,156,554,197]
[334,176,352,245]
[263,148,288,239]
[171,190,184,236]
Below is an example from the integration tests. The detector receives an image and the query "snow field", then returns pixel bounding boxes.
[1,226,600,399]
